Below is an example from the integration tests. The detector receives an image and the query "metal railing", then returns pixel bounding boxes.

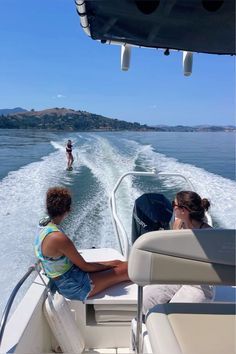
[0,262,44,347]
[109,169,198,260]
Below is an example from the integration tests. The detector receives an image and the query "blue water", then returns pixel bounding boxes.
[0,129,235,315]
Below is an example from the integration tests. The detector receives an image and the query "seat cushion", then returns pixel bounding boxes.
[94,304,137,322]
[146,303,235,354]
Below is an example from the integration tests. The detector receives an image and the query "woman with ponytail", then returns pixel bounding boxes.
[172,191,212,229]
[143,190,214,314]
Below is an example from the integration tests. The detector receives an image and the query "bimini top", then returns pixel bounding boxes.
[75,0,235,55]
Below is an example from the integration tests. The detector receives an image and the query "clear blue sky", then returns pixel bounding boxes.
[0,0,235,125]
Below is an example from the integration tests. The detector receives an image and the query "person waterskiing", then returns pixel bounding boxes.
[66,140,74,170]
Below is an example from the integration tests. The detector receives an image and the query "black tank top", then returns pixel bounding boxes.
[179,221,205,229]
[66,144,72,153]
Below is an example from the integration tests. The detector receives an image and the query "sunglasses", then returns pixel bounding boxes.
[172,201,184,209]
[172,201,191,211]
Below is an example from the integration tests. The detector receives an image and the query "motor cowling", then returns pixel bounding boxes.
[131,193,173,244]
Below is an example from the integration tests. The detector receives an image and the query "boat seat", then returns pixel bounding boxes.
[128,229,236,354]
[94,303,137,323]
[146,302,235,354]
[80,248,137,323]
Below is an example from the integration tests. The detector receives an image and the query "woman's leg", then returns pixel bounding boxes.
[143,285,181,314]
[88,262,129,297]
[68,154,74,168]
[170,285,215,303]
[71,154,74,166]
[66,153,70,168]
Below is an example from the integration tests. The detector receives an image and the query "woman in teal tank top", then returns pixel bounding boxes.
[34,187,129,301]
[35,221,73,278]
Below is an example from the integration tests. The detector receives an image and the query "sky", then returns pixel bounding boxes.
[0,0,235,126]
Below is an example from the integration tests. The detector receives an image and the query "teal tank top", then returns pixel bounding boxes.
[34,222,73,278]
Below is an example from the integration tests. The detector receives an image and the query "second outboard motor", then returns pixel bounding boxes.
[131,193,173,244]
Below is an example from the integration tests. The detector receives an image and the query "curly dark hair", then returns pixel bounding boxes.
[176,191,210,222]
[46,187,72,219]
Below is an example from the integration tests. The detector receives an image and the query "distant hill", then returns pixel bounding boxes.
[0,107,155,131]
[0,107,234,132]
[0,107,28,116]
[153,124,235,132]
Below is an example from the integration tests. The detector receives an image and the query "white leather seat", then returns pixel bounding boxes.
[146,302,235,354]
[128,229,236,354]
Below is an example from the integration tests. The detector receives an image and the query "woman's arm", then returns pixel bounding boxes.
[172,218,182,230]
[56,233,119,272]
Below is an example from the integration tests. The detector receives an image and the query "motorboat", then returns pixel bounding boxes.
[0,1,235,353]
[0,169,235,354]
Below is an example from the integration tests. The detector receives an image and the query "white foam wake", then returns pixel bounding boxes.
[75,134,141,244]
[50,140,65,151]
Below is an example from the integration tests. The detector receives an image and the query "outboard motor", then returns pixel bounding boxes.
[131,193,173,244]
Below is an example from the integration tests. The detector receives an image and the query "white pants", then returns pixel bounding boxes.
[143,284,215,314]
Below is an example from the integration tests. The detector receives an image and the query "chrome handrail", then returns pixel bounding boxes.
[109,169,157,260]
[0,264,37,347]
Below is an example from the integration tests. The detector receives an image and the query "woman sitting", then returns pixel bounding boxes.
[35,186,129,301]
[172,190,212,230]
[143,190,214,314]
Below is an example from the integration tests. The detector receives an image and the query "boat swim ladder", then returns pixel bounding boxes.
[109,169,197,260]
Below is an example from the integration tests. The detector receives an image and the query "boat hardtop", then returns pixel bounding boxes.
[75,0,235,55]
[75,0,235,74]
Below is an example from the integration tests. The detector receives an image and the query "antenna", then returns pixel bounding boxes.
[121,44,131,71]
[183,51,193,76]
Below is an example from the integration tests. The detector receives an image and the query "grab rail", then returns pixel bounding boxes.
[0,264,38,347]
[109,169,157,259]
[109,169,197,260]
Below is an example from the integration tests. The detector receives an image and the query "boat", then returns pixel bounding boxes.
[0,1,235,353]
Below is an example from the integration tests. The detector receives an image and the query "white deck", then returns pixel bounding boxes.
[1,248,137,353]
[69,248,138,349]
[1,247,234,354]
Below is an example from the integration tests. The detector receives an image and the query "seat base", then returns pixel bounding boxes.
[146,302,235,354]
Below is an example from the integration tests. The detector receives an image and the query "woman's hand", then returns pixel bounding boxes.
[55,234,126,273]
[99,259,123,268]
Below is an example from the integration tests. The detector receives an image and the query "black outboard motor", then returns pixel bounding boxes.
[131,193,173,244]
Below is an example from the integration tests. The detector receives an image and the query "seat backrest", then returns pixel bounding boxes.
[128,229,235,286]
